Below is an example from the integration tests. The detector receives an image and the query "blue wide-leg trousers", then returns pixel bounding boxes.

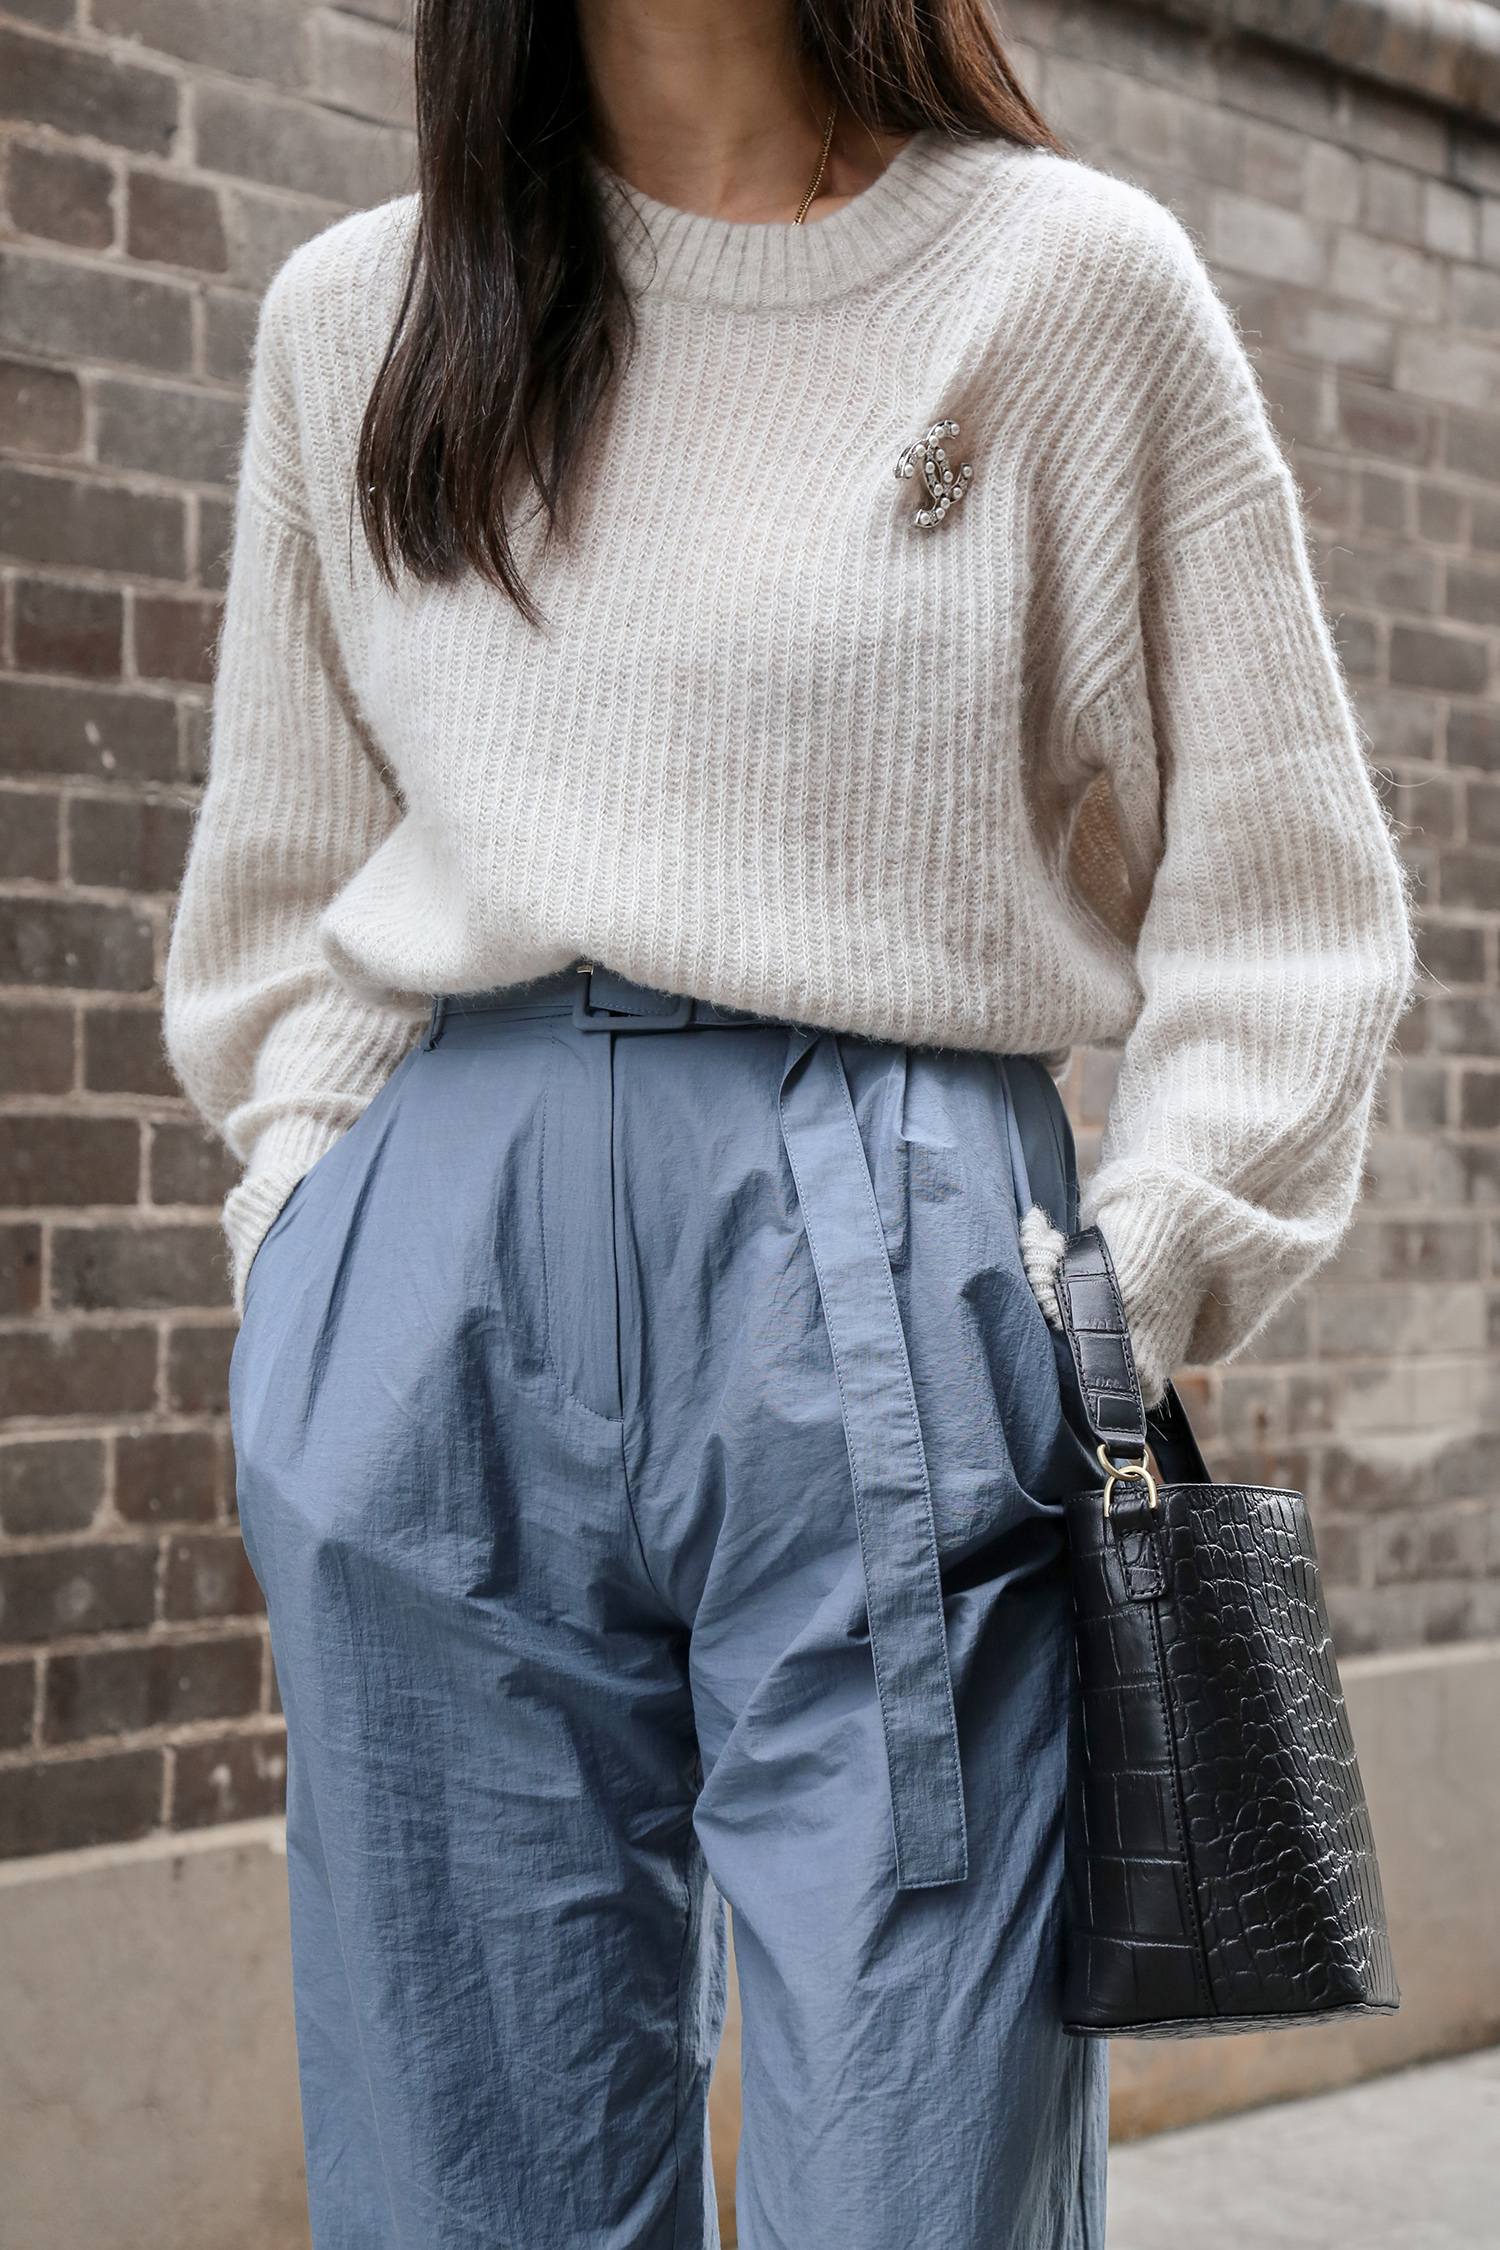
[230,976,1108,2250]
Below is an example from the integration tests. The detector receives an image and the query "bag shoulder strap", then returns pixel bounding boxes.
[1054,1226,1148,1461]
[1055,1227,1213,1485]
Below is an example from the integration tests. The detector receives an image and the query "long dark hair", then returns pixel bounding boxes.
[357,0,1059,616]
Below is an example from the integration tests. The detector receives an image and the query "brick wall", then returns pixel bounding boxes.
[2,0,1498,1864]
[0,0,411,1856]
[1023,0,1500,1653]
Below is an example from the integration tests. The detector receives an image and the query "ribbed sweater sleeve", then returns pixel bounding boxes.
[163,292,421,1304]
[1078,467,1412,1400]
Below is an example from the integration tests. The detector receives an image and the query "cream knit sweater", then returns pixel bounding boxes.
[164,133,1411,1401]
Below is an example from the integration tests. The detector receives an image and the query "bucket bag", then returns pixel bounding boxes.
[1052,1228,1401,2038]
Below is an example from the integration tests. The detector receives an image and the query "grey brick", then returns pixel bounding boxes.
[93,0,306,87]
[1451,265,1500,335]
[4,0,76,24]
[126,169,227,272]
[84,1007,176,1096]
[0,1659,36,1750]
[1439,851,1500,913]
[1361,161,1422,246]
[1430,995,1500,1052]
[93,377,244,486]
[1399,1062,1449,1129]
[0,1224,42,1317]
[201,290,259,385]
[0,247,193,376]
[1304,140,1361,225]
[193,79,412,205]
[1258,354,1326,447]
[1354,690,1436,762]
[1446,563,1500,627]
[1389,624,1488,694]
[1330,232,1442,322]
[1417,482,1462,543]
[1448,707,1500,769]
[69,793,193,890]
[305,6,412,126]
[0,24,177,153]
[44,1632,263,1742]
[1454,129,1500,200]
[1216,36,1337,141]
[1425,181,1478,261]
[1447,408,1500,484]
[165,1321,234,1413]
[1041,52,1117,145]
[221,184,341,291]
[0,679,178,782]
[1384,770,1455,845]
[149,1120,238,1206]
[0,355,83,457]
[0,788,59,879]
[1461,1069,1500,1128]
[1332,612,1378,677]
[1212,193,1323,287]
[1284,303,1392,379]
[5,140,114,251]
[1337,376,1433,465]
[135,592,220,685]
[0,1748,161,1856]
[1417,919,1485,983]
[1238,118,1308,212]
[0,1542,157,1644]
[165,1529,261,1620]
[0,1002,73,1095]
[1360,469,1407,533]
[0,464,185,579]
[115,1429,220,1525]
[51,1221,230,1310]
[1326,544,1436,614]
[172,1727,283,1829]
[1340,82,1447,179]
[0,897,155,990]
[13,578,122,677]
[1398,332,1500,415]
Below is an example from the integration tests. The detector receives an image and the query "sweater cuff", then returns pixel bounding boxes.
[223,1112,347,1311]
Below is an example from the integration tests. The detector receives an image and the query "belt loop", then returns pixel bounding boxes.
[778,1029,968,1891]
[424,994,449,1051]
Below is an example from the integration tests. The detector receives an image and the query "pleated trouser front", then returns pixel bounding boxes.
[230,983,1108,2250]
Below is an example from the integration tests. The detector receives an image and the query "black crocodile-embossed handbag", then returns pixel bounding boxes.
[1053,1229,1400,2038]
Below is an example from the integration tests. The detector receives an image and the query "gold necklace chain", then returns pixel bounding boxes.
[793,102,838,226]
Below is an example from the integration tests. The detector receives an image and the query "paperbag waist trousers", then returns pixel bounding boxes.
[230,969,1108,2250]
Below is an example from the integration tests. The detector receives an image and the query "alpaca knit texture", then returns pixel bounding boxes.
[164,134,1411,1401]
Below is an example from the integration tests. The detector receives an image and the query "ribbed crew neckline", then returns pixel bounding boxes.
[598,132,1032,312]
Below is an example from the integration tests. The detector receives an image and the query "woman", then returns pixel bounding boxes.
[164,0,1410,2241]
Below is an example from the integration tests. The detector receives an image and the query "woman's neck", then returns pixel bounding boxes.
[574,0,908,224]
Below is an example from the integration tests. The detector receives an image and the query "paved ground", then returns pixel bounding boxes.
[1107,2046,1500,2249]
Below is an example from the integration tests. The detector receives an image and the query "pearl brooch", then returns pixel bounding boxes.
[894,419,974,528]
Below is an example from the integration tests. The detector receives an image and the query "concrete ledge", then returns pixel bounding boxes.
[0,1819,309,2250]
[1126,0,1500,122]
[1109,1639,1500,2137]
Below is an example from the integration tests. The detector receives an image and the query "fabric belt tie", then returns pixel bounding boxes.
[778,1030,968,1890]
[433,972,971,1889]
